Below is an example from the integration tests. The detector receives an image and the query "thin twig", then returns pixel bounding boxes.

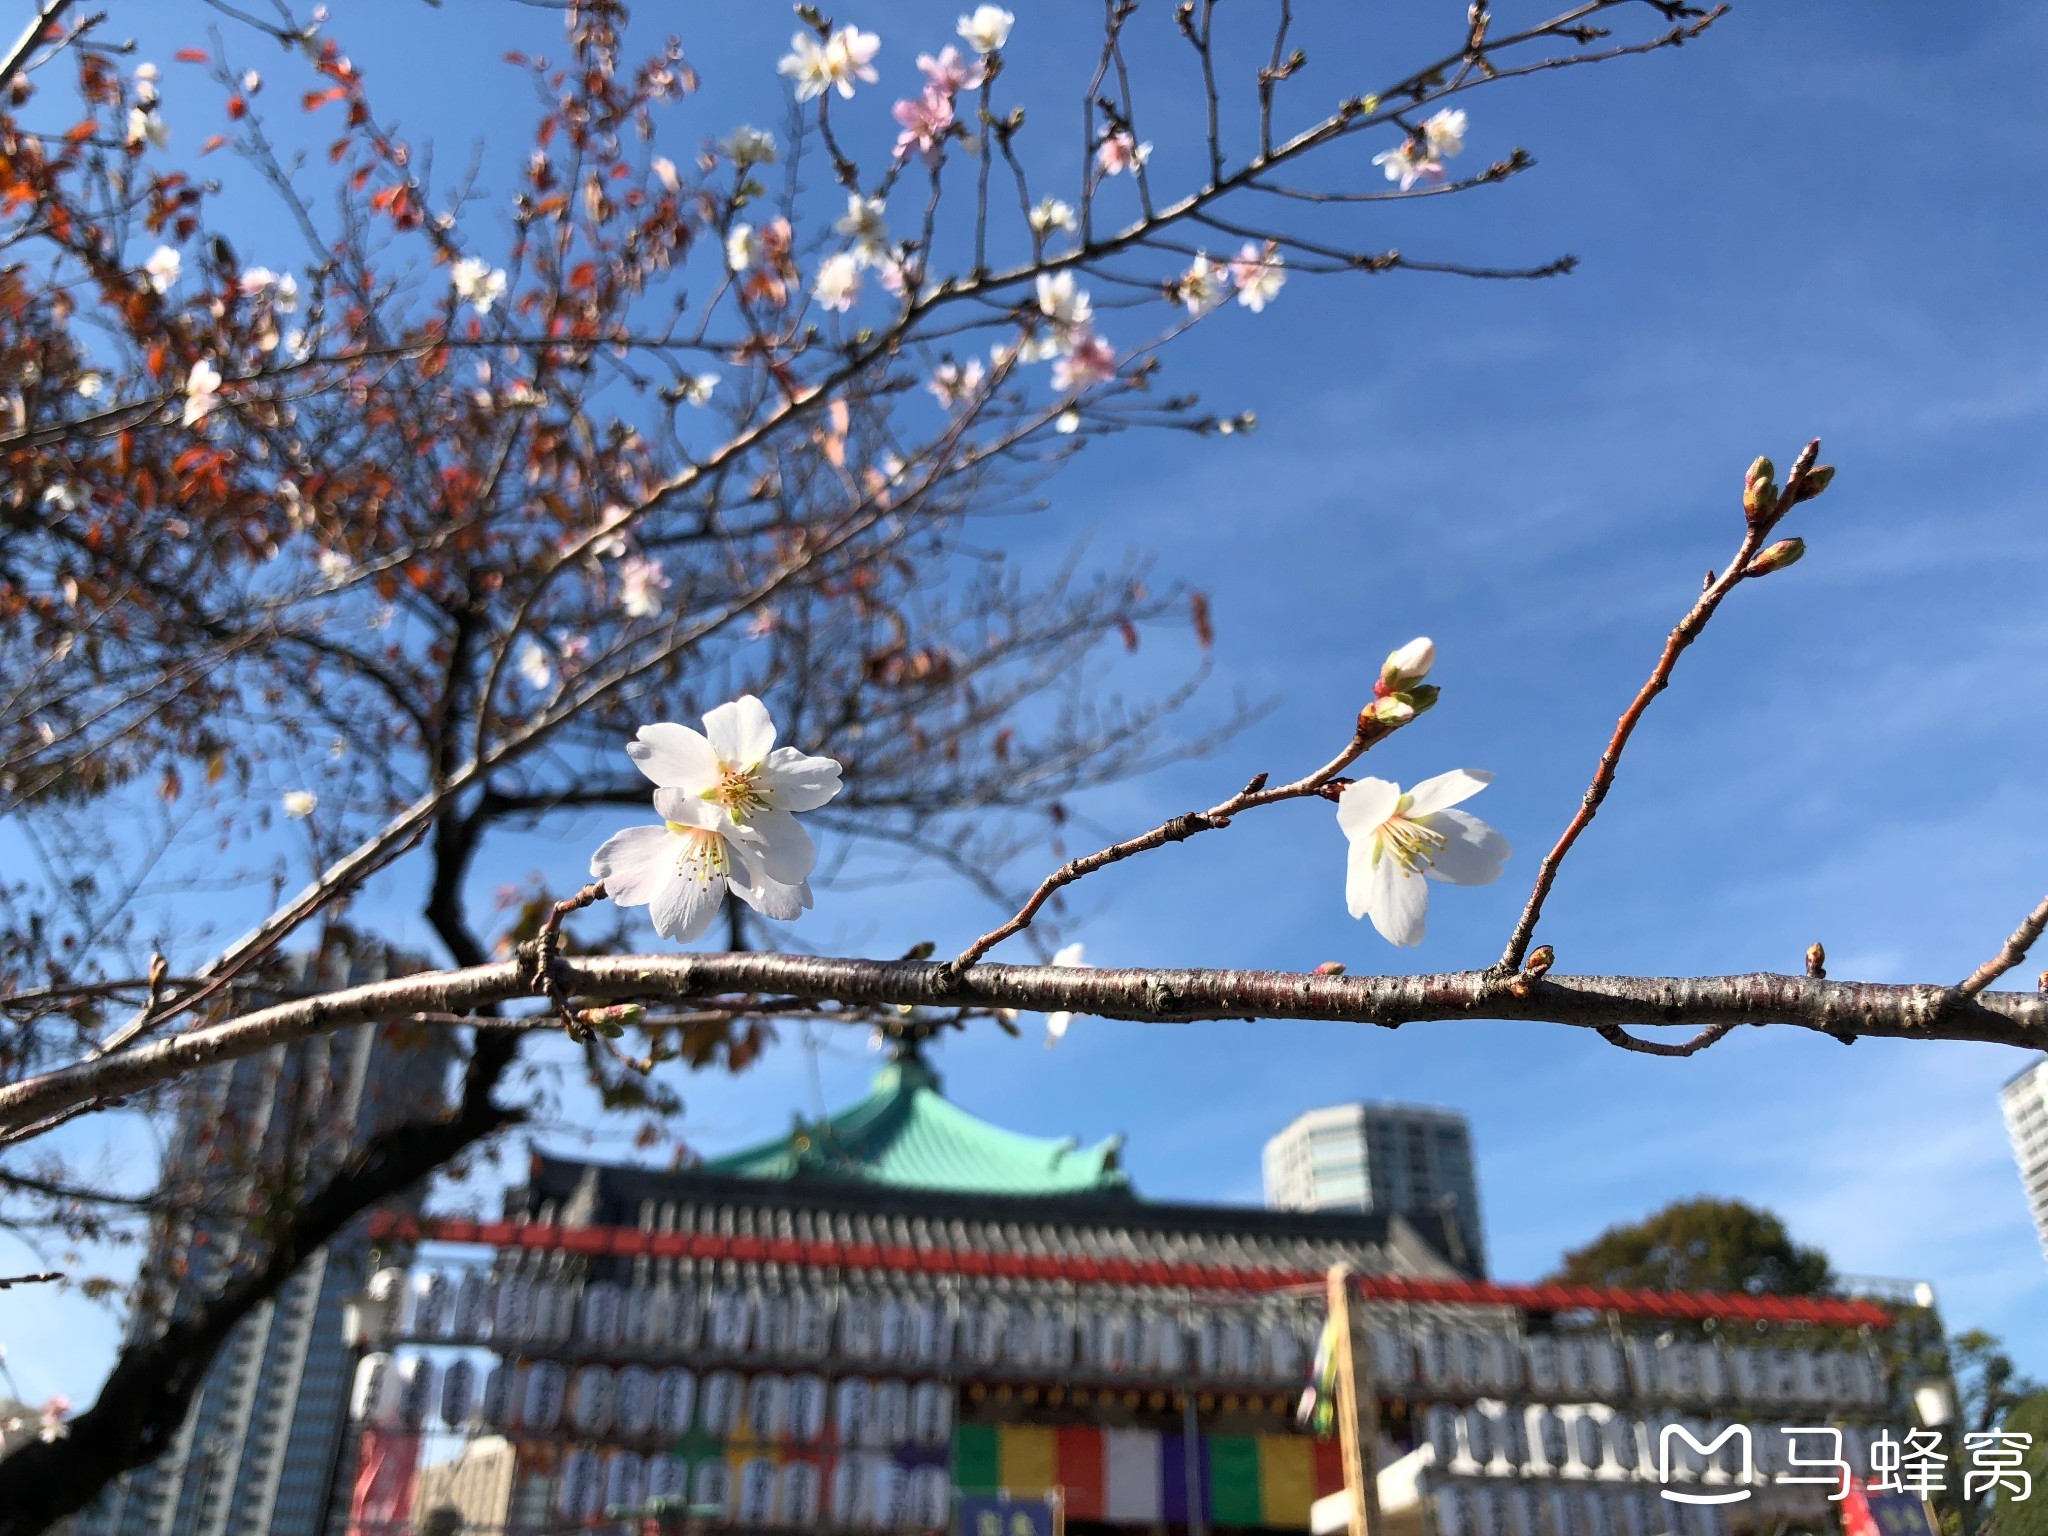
[0,1271,65,1290]
[1958,891,2048,999]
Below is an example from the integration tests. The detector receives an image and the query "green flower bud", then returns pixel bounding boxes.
[1743,537,1805,577]
[1743,456,1779,523]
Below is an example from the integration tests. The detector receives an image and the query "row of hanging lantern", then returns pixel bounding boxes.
[548,1448,951,1530]
[1425,1479,1731,1536]
[1370,1326,1890,1408]
[356,1264,1315,1379]
[1416,1400,1893,1484]
[350,1353,955,1449]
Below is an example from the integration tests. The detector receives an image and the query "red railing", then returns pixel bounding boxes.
[366,1213,1893,1328]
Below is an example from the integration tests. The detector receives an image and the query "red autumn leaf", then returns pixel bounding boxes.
[302,86,348,111]
[227,96,246,119]
[200,135,228,155]
[1189,589,1215,649]
[174,49,210,64]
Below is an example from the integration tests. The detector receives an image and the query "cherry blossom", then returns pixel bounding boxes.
[594,698,843,942]
[516,639,553,690]
[1422,107,1468,160]
[1035,271,1092,331]
[1095,130,1151,176]
[182,360,222,427]
[721,126,778,166]
[37,1396,71,1443]
[317,549,353,581]
[1028,197,1077,237]
[1042,942,1090,1047]
[725,223,759,272]
[680,373,719,406]
[834,194,891,265]
[1371,139,1440,190]
[958,5,1015,54]
[1051,330,1116,392]
[143,245,180,294]
[1177,252,1227,315]
[1229,240,1286,312]
[892,88,954,165]
[75,373,102,399]
[451,256,506,313]
[778,27,881,103]
[618,554,670,617]
[1379,636,1434,693]
[879,253,920,298]
[651,156,680,192]
[132,64,159,103]
[126,106,168,151]
[916,45,984,96]
[927,358,985,410]
[1337,770,1510,947]
[812,252,863,313]
[282,790,318,819]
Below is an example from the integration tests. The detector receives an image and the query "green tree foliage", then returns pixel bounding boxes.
[1548,1197,1834,1295]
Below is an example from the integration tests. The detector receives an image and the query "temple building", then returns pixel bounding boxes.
[351,1048,1903,1536]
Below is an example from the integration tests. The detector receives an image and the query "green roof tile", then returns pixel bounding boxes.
[702,1052,1131,1197]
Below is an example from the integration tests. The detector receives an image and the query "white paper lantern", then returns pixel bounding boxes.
[831,1452,875,1526]
[366,1265,412,1340]
[912,1298,948,1364]
[571,1364,616,1435]
[691,1458,734,1517]
[1368,1327,1410,1385]
[350,1352,397,1424]
[745,1374,788,1443]
[669,1281,703,1350]
[1431,1484,1469,1536]
[709,1288,750,1353]
[655,1368,697,1437]
[647,1454,689,1504]
[781,1461,823,1526]
[791,1291,832,1358]
[879,1297,911,1361]
[616,1364,657,1437]
[869,1458,908,1532]
[1038,1306,1072,1369]
[1523,1334,1558,1394]
[1006,1306,1042,1371]
[699,1370,742,1437]
[394,1356,436,1428]
[756,1291,790,1356]
[872,1378,910,1448]
[787,1373,828,1444]
[737,1456,779,1523]
[479,1362,512,1431]
[909,1381,952,1448]
[558,1447,602,1520]
[452,1268,492,1340]
[580,1280,623,1348]
[491,1273,531,1341]
[528,1277,571,1343]
[605,1450,647,1517]
[1219,1317,1250,1377]
[1265,1322,1300,1381]
[522,1360,568,1431]
[439,1357,477,1429]
[833,1377,874,1448]
[841,1294,878,1359]
[962,1301,1001,1366]
[410,1271,453,1339]
[1696,1342,1730,1401]
[910,1466,951,1531]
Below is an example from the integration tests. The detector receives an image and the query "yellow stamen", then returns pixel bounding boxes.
[1378,813,1447,878]
[665,822,730,886]
[701,764,768,823]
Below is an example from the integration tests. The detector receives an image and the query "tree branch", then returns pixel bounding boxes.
[1957,890,2048,1000]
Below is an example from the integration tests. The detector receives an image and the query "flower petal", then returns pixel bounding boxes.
[1051,942,1087,969]
[727,845,812,922]
[1401,768,1494,819]
[629,722,721,790]
[742,807,817,884]
[1044,1011,1073,1048]
[1358,837,1429,946]
[1335,777,1401,840]
[758,745,843,811]
[648,834,728,942]
[653,786,723,828]
[1419,808,1511,887]
[702,695,777,767]
[590,824,674,904]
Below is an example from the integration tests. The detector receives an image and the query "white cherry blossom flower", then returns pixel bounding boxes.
[1029,197,1077,237]
[1035,271,1092,331]
[133,64,159,103]
[1422,108,1467,160]
[37,1396,71,1443]
[721,126,778,166]
[1230,240,1286,312]
[282,790,318,819]
[1379,635,1434,692]
[681,372,719,406]
[243,70,262,94]
[182,359,222,426]
[834,193,890,266]
[76,373,103,399]
[1372,139,1442,191]
[651,156,680,193]
[725,223,759,272]
[451,257,506,313]
[957,5,1015,53]
[143,245,181,294]
[1055,409,1081,433]
[779,27,881,103]
[812,252,862,313]
[1178,252,1227,315]
[1051,330,1116,392]
[317,548,353,581]
[127,106,168,150]
[1095,131,1150,176]
[594,697,843,942]
[1337,770,1510,947]
[917,46,984,95]
[926,358,985,410]
[516,638,553,690]
[618,554,670,617]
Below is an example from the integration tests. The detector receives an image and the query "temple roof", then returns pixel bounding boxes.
[698,1052,1132,1199]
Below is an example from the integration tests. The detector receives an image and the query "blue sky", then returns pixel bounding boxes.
[6,0,2046,1407]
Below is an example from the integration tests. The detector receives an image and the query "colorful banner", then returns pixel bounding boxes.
[1842,1480,1939,1536]
[959,1492,1059,1536]
[953,1423,1342,1528]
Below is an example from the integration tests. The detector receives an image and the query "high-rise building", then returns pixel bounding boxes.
[2001,1055,2048,1270]
[79,947,449,1536]
[1263,1101,1486,1276]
